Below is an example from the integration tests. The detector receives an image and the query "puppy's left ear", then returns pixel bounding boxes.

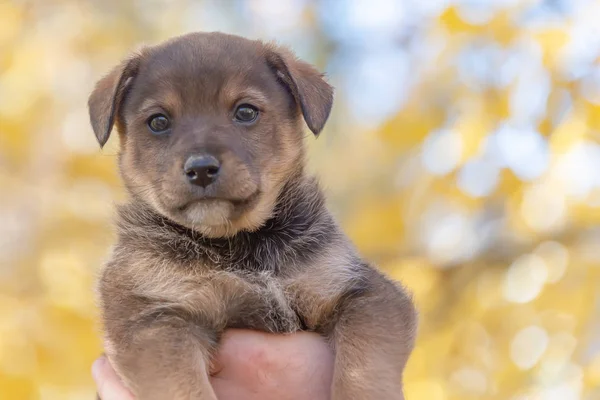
[88,53,143,148]
[266,45,334,136]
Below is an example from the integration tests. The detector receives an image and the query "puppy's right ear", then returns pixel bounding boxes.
[88,54,142,148]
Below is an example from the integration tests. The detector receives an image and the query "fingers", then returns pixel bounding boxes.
[215,329,333,376]
[92,356,135,400]
[211,329,334,400]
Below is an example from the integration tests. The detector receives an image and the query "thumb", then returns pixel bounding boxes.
[92,356,135,400]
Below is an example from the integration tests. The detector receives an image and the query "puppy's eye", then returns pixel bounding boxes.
[147,114,170,133]
[233,104,259,123]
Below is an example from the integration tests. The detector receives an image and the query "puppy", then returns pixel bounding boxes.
[89,32,417,400]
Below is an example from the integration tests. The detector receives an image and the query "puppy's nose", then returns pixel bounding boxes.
[184,155,221,187]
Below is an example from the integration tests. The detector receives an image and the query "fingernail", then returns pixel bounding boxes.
[92,356,106,381]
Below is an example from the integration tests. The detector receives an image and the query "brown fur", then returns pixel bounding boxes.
[89,32,417,400]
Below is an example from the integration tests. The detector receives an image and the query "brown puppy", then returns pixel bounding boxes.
[89,32,417,400]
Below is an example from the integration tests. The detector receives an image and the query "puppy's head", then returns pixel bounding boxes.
[88,32,333,237]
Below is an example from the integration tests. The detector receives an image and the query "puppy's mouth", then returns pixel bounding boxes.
[174,191,260,213]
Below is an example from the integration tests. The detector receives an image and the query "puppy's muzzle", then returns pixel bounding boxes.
[184,154,221,188]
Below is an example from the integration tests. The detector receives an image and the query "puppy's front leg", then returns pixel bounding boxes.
[329,269,417,400]
[105,316,218,400]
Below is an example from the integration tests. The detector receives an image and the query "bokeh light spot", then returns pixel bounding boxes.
[510,325,549,370]
[503,253,547,303]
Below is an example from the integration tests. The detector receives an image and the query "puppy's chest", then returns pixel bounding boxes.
[225,273,303,333]
[134,263,302,334]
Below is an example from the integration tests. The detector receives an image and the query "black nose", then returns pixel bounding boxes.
[184,155,221,187]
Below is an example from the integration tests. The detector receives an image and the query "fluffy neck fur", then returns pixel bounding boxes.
[115,172,340,273]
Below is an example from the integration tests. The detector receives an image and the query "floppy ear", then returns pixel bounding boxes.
[266,45,334,136]
[88,54,142,148]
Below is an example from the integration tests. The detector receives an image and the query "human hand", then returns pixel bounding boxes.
[92,329,334,400]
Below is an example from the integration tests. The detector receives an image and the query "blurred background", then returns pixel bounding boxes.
[1,0,600,398]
